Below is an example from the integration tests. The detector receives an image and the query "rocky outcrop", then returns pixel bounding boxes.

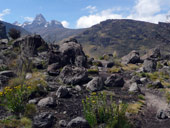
[141,47,161,60]
[121,50,141,64]
[48,39,87,68]
[13,34,48,54]
[60,65,88,85]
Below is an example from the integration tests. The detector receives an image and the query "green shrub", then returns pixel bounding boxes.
[108,67,121,73]
[0,116,32,128]
[0,85,33,115]
[82,92,132,128]
[0,65,9,71]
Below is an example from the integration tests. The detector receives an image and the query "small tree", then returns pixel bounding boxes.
[8,28,21,39]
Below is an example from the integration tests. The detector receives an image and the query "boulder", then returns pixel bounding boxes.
[33,112,54,128]
[143,59,157,72]
[37,97,55,107]
[13,35,48,54]
[48,39,87,67]
[141,47,161,60]
[67,117,90,128]
[128,82,141,93]
[60,65,88,85]
[56,86,69,98]
[121,50,140,64]
[105,74,125,87]
[86,77,103,92]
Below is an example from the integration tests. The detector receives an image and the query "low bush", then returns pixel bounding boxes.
[82,92,132,128]
[87,69,99,74]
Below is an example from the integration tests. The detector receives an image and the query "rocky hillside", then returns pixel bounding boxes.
[14,14,85,42]
[1,35,170,128]
[0,21,30,37]
[75,19,170,57]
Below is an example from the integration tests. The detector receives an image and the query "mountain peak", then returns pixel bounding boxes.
[33,14,46,25]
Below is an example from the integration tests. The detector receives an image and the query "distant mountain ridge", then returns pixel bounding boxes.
[14,14,85,42]
[75,19,170,57]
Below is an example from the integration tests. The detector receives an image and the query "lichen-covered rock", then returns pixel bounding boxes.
[86,77,103,92]
[67,117,90,128]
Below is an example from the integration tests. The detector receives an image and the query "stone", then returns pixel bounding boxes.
[152,80,164,88]
[86,77,103,92]
[33,112,54,128]
[67,117,90,128]
[129,82,141,93]
[47,63,60,76]
[157,109,168,119]
[75,85,81,91]
[105,74,125,87]
[56,86,69,98]
[59,120,67,127]
[0,70,16,77]
[143,59,157,72]
[37,97,55,107]
[60,65,88,85]
[121,50,140,64]
[25,73,32,80]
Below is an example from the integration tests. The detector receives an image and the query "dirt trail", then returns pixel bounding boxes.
[144,90,169,111]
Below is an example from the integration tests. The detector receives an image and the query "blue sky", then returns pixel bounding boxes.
[0,0,170,28]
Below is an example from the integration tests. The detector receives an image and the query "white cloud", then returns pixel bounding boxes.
[61,20,69,28]
[0,9,11,20]
[85,5,97,13]
[24,17,34,22]
[76,0,170,28]
[76,9,123,28]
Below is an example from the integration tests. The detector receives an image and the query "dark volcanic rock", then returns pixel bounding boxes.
[121,50,141,64]
[157,110,168,119]
[56,86,69,98]
[86,77,104,92]
[33,112,54,128]
[48,39,87,68]
[67,117,90,128]
[13,34,48,54]
[143,59,157,72]
[105,74,125,87]
[152,80,164,88]
[60,65,88,85]
[47,63,60,76]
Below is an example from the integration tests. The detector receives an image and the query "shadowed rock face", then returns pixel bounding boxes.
[0,22,7,39]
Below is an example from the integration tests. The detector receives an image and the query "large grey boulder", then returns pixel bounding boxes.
[49,39,87,67]
[121,50,140,64]
[13,35,48,54]
[86,77,103,92]
[105,74,125,87]
[60,65,88,85]
[67,117,90,128]
[143,59,157,72]
[33,112,54,128]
